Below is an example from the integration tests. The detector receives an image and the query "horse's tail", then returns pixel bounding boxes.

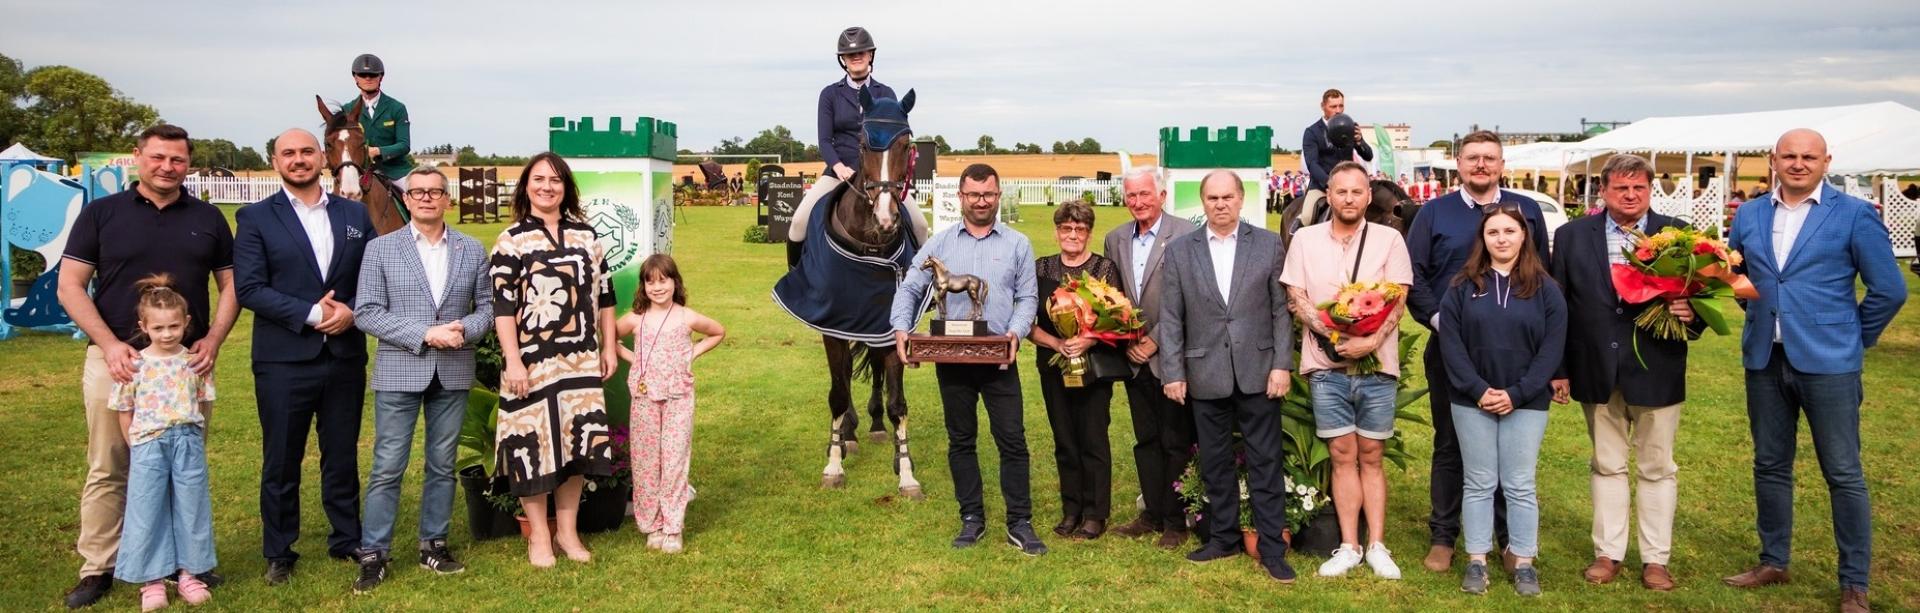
[847,341,886,383]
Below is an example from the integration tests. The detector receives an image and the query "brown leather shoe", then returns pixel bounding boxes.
[1111,516,1161,539]
[1424,544,1454,572]
[1155,527,1191,550]
[1841,587,1870,613]
[1052,515,1080,538]
[1072,519,1106,541]
[1584,557,1622,584]
[1722,564,1789,588]
[1641,563,1675,591]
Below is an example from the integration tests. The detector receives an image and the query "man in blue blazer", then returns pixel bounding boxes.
[348,166,492,592]
[235,129,375,585]
[1721,129,1905,613]
[1299,88,1374,222]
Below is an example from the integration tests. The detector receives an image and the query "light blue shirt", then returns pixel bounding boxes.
[890,222,1039,337]
[1603,213,1647,265]
[1129,215,1163,298]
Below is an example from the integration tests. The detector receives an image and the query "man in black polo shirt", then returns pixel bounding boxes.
[56,124,239,609]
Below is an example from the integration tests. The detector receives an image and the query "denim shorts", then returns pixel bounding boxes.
[1308,370,1397,440]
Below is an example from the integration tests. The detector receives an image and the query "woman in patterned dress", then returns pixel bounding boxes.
[489,152,618,567]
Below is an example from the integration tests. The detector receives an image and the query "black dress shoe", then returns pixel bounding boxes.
[1052,515,1080,538]
[1264,557,1298,584]
[952,516,988,549]
[265,559,296,586]
[63,573,112,609]
[1006,521,1049,556]
[1186,543,1241,563]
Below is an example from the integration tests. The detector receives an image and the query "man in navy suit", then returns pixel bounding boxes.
[1547,154,1693,591]
[1720,129,1905,613]
[1300,88,1374,223]
[234,129,375,586]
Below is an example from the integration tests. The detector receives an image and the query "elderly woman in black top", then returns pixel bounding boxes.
[1028,201,1123,541]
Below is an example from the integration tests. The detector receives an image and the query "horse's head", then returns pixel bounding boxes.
[1368,178,1414,231]
[850,87,916,244]
[315,95,368,199]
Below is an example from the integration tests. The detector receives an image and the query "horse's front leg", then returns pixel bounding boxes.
[822,337,856,488]
[884,350,923,501]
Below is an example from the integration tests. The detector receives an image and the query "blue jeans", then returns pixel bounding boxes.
[361,384,468,554]
[116,426,216,583]
[1747,346,1870,589]
[1451,404,1548,558]
[1308,370,1398,440]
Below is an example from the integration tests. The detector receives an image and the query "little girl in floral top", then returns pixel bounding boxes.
[111,274,217,611]
[616,255,725,554]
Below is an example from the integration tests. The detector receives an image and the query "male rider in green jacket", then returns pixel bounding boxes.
[349,53,415,186]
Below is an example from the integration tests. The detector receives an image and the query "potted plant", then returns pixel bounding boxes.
[457,332,519,540]
[1175,441,1276,560]
[576,424,631,533]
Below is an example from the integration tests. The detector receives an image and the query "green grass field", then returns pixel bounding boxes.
[2,204,1916,611]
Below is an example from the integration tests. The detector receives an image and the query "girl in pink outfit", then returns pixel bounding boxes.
[616,255,725,554]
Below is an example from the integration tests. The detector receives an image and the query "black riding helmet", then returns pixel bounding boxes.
[352,53,385,75]
[836,27,875,70]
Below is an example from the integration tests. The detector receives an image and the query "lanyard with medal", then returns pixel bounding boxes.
[634,305,675,396]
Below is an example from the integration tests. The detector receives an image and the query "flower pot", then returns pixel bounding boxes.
[576,484,631,534]
[515,514,558,540]
[10,279,31,298]
[459,466,516,541]
[1292,510,1343,558]
[1242,529,1261,561]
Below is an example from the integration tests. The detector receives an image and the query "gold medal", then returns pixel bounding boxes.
[637,381,648,395]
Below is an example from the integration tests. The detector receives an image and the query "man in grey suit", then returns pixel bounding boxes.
[1157,170,1297,582]
[1103,166,1200,549]
[350,166,492,593]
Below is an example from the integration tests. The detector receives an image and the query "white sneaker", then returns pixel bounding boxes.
[1318,544,1365,577]
[1366,542,1402,579]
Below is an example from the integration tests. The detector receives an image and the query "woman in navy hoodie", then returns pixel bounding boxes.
[1436,206,1566,597]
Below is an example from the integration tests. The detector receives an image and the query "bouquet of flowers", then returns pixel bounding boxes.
[1313,281,1406,373]
[1610,226,1744,344]
[1045,272,1145,386]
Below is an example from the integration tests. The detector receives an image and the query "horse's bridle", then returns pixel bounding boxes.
[854,122,915,205]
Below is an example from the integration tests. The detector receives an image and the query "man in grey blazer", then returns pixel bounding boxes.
[1103,166,1199,549]
[1157,170,1297,582]
[350,166,492,593]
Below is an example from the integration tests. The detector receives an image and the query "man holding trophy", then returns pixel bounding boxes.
[890,163,1045,555]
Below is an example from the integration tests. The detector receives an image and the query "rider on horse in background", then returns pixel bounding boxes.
[348,53,415,192]
[787,26,929,264]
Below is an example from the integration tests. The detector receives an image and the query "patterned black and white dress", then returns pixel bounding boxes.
[490,217,615,496]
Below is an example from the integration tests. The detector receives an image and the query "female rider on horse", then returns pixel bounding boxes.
[787,27,930,261]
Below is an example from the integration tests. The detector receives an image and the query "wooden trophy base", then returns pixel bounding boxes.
[905,320,1012,364]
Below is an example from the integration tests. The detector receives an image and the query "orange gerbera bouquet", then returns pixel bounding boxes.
[1314,281,1406,373]
[1046,272,1145,386]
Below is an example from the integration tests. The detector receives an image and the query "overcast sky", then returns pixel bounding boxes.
[7,0,1919,157]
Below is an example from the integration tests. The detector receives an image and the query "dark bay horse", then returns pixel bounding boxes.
[778,88,922,499]
[1279,178,1417,250]
[315,95,407,236]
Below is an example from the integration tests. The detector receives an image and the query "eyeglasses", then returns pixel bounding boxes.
[405,188,448,200]
[1460,154,1502,167]
[959,191,1002,203]
[354,72,382,79]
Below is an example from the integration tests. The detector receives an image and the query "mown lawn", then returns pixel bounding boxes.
[1,204,1916,611]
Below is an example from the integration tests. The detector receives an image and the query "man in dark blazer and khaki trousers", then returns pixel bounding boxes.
[235,129,374,584]
[1157,170,1298,583]
[1103,166,1198,548]
[1548,154,1694,591]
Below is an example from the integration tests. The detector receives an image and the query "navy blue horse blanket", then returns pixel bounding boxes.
[771,193,919,345]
